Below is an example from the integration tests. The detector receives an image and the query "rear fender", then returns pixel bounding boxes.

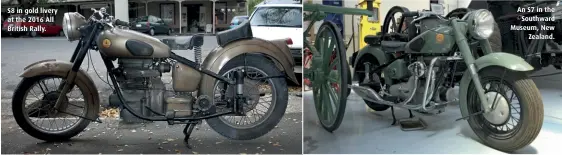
[20,59,100,119]
[459,52,533,117]
[352,45,391,84]
[198,38,298,99]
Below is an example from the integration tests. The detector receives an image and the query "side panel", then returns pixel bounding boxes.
[97,28,170,58]
[406,26,455,54]
[458,52,534,117]
[19,60,100,119]
[198,38,297,99]
[172,63,202,92]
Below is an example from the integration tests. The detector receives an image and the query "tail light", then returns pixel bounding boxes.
[146,22,150,27]
[286,38,293,45]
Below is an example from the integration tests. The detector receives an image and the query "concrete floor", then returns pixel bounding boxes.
[303,67,562,154]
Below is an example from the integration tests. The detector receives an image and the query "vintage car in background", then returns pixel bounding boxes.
[129,15,171,36]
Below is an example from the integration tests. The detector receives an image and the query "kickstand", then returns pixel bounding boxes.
[183,123,196,149]
[408,110,414,118]
[391,106,397,125]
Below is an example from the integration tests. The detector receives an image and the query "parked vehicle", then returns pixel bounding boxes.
[305,0,544,152]
[250,3,303,73]
[2,14,41,37]
[38,22,64,36]
[230,16,248,29]
[11,8,297,147]
[130,15,171,36]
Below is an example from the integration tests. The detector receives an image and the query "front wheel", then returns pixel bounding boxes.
[12,75,95,141]
[466,67,543,152]
[206,55,288,140]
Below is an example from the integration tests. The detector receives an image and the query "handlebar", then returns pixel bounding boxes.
[403,11,419,17]
[114,19,129,26]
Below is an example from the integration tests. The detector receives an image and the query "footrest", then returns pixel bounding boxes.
[399,117,426,131]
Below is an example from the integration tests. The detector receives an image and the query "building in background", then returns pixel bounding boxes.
[1,0,249,34]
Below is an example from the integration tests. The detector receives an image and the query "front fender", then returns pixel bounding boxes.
[20,59,100,119]
[459,52,533,117]
[198,38,298,98]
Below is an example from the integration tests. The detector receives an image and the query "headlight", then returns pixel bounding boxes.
[62,12,87,42]
[468,9,495,39]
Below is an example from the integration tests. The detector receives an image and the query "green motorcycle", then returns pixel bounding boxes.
[349,3,544,152]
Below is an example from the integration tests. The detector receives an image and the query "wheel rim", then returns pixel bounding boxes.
[59,31,64,36]
[468,76,523,140]
[21,76,88,134]
[150,29,155,35]
[382,7,411,35]
[215,66,276,129]
[311,24,346,127]
[31,31,37,37]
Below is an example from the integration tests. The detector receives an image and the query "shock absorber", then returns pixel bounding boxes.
[193,46,202,64]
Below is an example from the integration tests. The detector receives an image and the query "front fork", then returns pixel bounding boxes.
[453,21,492,113]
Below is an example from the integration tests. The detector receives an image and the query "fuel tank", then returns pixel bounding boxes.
[97,28,170,58]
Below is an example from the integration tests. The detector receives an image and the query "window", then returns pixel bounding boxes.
[250,7,302,27]
[368,7,379,22]
[160,4,175,24]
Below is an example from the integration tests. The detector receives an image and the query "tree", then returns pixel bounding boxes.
[247,0,264,15]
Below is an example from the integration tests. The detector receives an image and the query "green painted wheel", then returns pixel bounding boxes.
[310,22,348,132]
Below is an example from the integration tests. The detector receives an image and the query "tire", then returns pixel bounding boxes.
[59,30,64,37]
[167,29,172,36]
[354,56,390,111]
[12,75,94,141]
[29,31,37,37]
[206,55,288,140]
[149,28,155,36]
[312,22,348,132]
[466,67,543,152]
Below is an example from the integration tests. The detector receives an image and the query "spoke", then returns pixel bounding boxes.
[327,70,340,83]
[326,83,340,108]
[321,84,334,121]
[329,55,340,70]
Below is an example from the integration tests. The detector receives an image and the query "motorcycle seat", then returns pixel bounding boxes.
[364,35,382,46]
[381,41,407,53]
[161,34,204,50]
[216,20,253,47]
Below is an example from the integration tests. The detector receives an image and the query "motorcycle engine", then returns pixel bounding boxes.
[109,59,171,123]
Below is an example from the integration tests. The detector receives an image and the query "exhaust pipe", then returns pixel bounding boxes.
[350,75,420,109]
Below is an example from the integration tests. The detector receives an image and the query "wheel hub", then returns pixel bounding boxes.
[483,91,510,125]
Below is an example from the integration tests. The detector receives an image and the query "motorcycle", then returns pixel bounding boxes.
[349,3,544,152]
[11,8,298,147]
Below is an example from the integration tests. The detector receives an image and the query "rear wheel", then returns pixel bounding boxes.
[466,67,543,152]
[206,55,288,140]
[355,57,390,111]
[12,75,94,141]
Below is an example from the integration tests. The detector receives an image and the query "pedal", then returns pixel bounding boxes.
[399,117,427,131]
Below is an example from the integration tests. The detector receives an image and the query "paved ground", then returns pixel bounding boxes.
[303,66,562,154]
[0,36,303,154]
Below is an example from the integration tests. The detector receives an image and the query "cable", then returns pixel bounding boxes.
[87,50,114,91]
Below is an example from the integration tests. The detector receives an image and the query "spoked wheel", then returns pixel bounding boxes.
[206,55,288,140]
[309,22,348,132]
[382,6,413,39]
[466,67,543,152]
[12,75,95,141]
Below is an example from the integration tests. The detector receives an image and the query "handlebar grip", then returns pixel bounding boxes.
[366,0,374,11]
[115,19,129,26]
[403,11,418,17]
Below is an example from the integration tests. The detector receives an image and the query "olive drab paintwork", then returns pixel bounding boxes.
[406,26,455,54]
[458,52,534,117]
[96,28,170,58]
[198,38,298,102]
[173,63,202,92]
